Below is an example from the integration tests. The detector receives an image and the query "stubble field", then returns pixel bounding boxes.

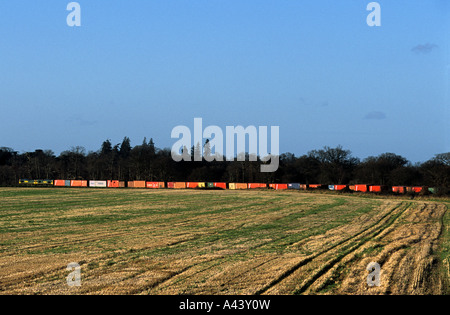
[0,188,448,295]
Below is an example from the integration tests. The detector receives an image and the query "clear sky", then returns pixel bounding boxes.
[0,0,448,163]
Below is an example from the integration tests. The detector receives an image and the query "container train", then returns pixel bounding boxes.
[18,179,434,194]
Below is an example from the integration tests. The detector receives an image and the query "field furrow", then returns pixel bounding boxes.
[0,188,447,295]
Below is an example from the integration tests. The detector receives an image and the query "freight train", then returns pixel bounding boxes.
[18,179,434,194]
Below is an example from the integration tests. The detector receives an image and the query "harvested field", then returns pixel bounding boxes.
[0,188,448,295]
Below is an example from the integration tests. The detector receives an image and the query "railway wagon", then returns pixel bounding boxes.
[167,182,186,189]
[186,182,200,189]
[174,182,186,189]
[392,186,406,194]
[19,179,54,186]
[308,184,326,189]
[349,185,367,192]
[229,183,248,190]
[146,182,165,189]
[269,184,288,190]
[369,185,388,193]
[54,180,70,187]
[248,183,267,189]
[71,180,88,187]
[213,182,227,189]
[328,185,347,191]
[107,180,120,188]
[128,181,146,188]
[406,186,428,193]
[288,183,301,190]
[89,180,107,188]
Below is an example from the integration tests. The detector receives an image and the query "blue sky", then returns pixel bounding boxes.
[0,0,448,162]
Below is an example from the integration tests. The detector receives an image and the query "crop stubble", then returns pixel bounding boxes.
[0,188,447,294]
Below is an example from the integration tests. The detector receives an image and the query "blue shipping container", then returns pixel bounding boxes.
[328,185,335,190]
[65,180,71,187]
[288,183,301,189]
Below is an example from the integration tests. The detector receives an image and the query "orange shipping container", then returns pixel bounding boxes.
[174,182,186,189]
[70,180,88,187]
[248,183,267,189]
[133,181,146,188]
[235,183,247,190]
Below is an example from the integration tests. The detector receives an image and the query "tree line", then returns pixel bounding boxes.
[0,137,449,195]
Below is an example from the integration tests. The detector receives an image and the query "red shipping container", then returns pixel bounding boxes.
[392,186,406,194]
[167,182,175,189]
[414,187,424,193]
[186,182,199,189]
[146,182,164,189]
[349,185,367,192]
[334,185,348,191]
[357,185,368,192]
[272,184,288,190]
[369,185,382,192]
[107,180,120,188]
[54,180,66,187]
[408,186,424,193]
[214,182,227,189]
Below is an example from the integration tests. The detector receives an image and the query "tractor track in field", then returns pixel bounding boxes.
[255,201,411,295]
[264,202,446,295]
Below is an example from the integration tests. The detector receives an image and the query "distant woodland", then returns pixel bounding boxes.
[0,137,449,194]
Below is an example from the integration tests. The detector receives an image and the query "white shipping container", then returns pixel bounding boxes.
[89,180,107,188]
